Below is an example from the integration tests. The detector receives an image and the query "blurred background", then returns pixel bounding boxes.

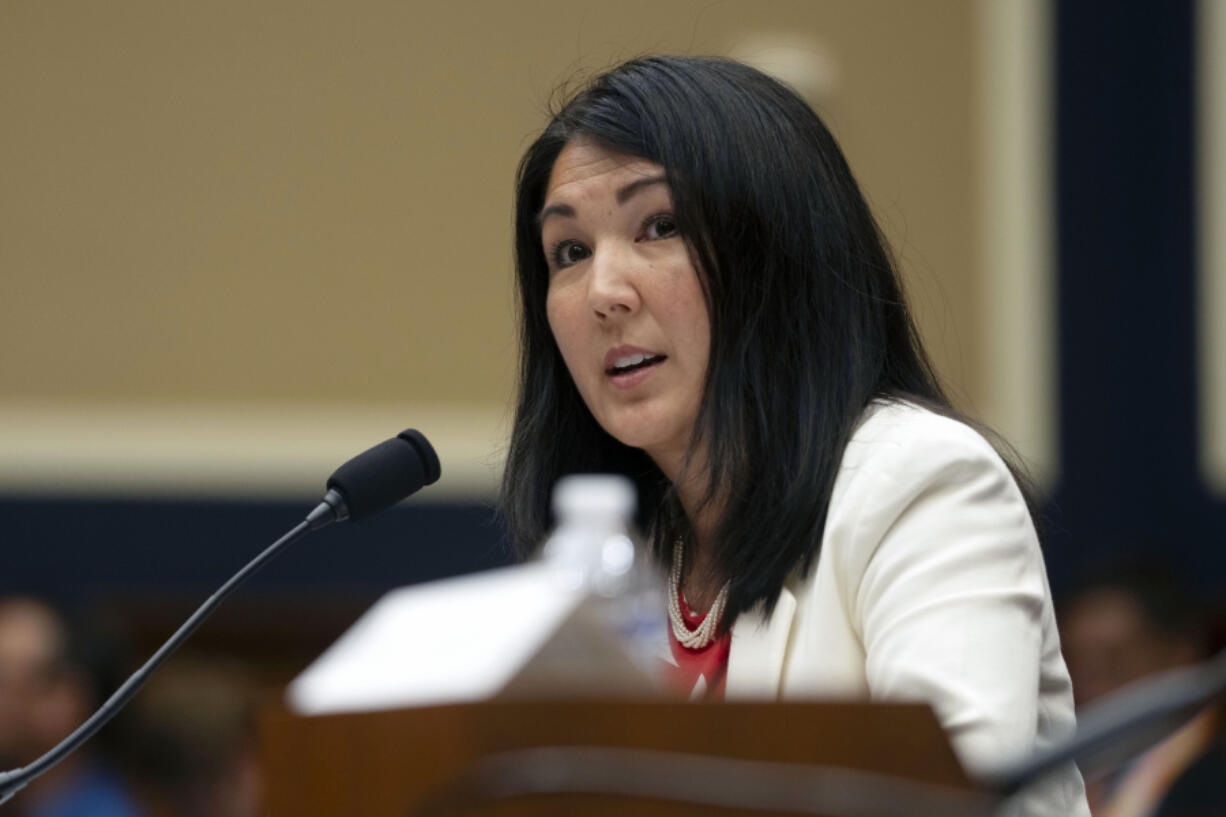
[1,1,1223,815]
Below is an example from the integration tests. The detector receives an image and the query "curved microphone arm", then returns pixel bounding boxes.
[0,427,440,805]
[0,511,327,804]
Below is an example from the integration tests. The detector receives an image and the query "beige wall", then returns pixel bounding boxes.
[0,1,1029,498]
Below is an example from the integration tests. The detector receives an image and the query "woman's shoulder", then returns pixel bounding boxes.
[824,398,1032,560]
[795,397,1037,598]
[841,398,1008,477]
[816,397,1043,631]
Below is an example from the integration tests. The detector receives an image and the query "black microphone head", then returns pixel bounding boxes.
[324,429,440,521]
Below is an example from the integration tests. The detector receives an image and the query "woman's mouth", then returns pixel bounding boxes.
[606,352,667,389]
[606,352,666,375]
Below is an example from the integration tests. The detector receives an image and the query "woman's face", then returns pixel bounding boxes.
[541,139,710,477]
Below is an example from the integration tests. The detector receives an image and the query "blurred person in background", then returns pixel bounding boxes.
[0,596,146,817]
[1060,560,1226,817]
[118,658,262,817]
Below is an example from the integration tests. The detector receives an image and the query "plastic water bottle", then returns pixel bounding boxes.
[541,474,667,683]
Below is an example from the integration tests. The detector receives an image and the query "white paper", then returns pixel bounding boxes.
[287,562,584,715]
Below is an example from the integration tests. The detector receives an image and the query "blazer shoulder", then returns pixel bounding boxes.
[822,400,1031,588]
[840,400,1008,479]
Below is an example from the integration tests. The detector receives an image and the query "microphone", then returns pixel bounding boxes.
[309,428,443,526]
[0,429,440,805]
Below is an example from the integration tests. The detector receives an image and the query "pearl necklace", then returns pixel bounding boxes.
[667,540,730,650]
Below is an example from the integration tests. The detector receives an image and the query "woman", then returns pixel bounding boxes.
[501,56,1088,816]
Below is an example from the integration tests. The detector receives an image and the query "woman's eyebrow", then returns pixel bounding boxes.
[537,202,574,228]
[538,175,669,228]
[616,174,667,204]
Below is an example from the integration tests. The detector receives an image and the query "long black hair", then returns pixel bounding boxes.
[501,55,1032,625]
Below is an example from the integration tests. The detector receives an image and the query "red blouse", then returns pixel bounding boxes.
[664,589,732,700]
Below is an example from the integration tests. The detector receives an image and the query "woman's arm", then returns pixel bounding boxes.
[838,408,1058,774]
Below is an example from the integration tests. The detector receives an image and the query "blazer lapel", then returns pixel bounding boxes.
[725,584,797,699]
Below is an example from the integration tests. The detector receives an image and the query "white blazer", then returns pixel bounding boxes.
[723,401,1089,817]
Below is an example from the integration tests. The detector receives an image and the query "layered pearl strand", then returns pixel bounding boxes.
[667,539,730,650]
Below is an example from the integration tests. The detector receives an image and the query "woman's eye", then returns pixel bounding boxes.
[642,214,678,241]
[550,240,591,269]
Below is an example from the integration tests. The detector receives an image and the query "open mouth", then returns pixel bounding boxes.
[606,353,667,376]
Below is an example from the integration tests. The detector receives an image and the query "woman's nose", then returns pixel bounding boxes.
[587,245,641,319]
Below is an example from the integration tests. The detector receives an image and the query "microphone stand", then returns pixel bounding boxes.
[0,426,440,804]
[0,491,347,805]
[984,645,1226,796]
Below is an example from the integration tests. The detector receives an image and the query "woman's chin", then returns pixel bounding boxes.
[586,395,699,470]
[604,421,688,468]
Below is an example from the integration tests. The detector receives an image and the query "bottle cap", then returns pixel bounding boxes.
[552,474,636,521]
